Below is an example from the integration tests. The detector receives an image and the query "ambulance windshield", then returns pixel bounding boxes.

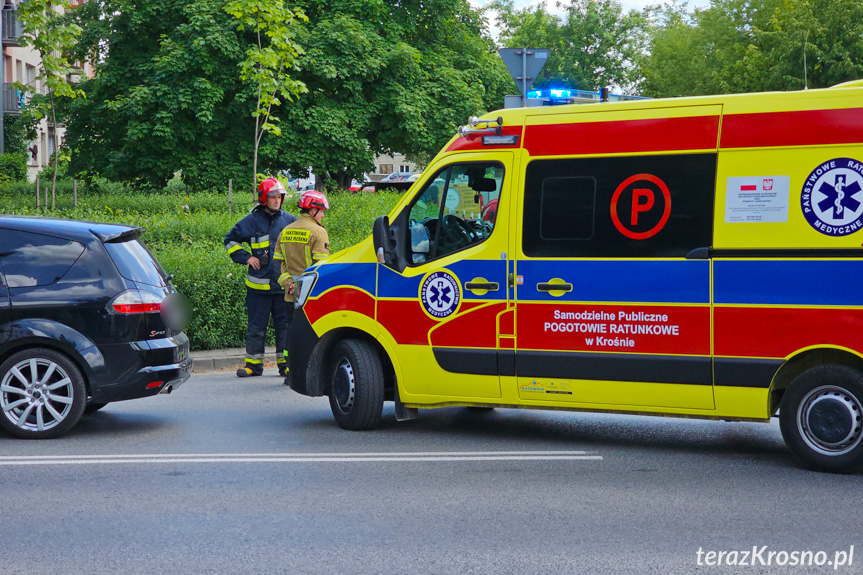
[407,162,503,264]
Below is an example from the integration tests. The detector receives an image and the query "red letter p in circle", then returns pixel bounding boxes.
[631,189,654,226]
[610,174,672,240]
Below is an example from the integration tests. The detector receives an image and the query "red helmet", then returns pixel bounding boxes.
[258,177,287,205]
[481,198,498,224]
[298,190,329,210]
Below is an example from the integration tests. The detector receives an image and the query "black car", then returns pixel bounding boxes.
[0,216,192,439]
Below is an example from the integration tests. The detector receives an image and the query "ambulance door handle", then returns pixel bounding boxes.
[465,281,500,292]
[537,281,573,293]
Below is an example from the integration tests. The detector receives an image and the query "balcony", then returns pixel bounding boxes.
[2,83,25,114]
[1,9,22,47]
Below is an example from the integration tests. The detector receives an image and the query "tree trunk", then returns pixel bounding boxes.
[252,89,260,198]
[50,92,58,210]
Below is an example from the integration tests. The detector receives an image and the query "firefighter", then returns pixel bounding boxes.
[275,190,330,384]
[224,177,297,378]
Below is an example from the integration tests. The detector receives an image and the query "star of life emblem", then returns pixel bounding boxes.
[420,271,461,319]
[801,158,863,237]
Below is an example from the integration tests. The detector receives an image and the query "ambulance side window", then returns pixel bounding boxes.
[540,177,596,240]
[407,162,504,265]
[523,155,715,258]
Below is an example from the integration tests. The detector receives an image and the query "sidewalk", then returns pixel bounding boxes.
[190,347,282,372]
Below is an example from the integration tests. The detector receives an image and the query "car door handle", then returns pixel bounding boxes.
[537,281,573,293]
[465,281,500,291]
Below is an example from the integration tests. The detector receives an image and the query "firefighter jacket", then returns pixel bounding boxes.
[275,213,330,302]
[224,206,297,293]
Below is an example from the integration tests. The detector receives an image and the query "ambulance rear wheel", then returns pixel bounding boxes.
[779,364,863,473]
[328,339,383,430]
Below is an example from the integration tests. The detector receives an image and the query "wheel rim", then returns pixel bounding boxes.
[797,385,863,456]
[332,358,355,415]
[1,358,75,433]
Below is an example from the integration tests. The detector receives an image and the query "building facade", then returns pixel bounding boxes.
[1,0,89,180]
[372,153,418,179]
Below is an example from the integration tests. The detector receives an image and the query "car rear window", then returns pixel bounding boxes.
[104,238,167,287]
[0,229,85,287]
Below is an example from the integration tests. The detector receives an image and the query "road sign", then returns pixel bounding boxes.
[498,48,550,99]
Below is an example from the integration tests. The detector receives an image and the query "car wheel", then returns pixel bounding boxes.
[0,348,86,439]
[84,402,108,415]
[328,339,383,430]
[779,364,863,473]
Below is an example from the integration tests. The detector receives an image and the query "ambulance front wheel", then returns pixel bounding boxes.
[779,364,863,473]
[328,339,384,430]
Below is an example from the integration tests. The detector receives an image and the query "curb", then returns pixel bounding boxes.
[191,356,245,372]
[190,348,282,372]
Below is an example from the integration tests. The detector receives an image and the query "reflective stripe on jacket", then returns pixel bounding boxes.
[276,213,330,302]
[224,206,297,293]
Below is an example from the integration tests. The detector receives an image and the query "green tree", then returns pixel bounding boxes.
[491,0,645,92]
[269,0,512,190]
[224,0,307,192]
[640,0,863,97]
[63,0,258,190]
[16,0,84,207]
[63,0,510,191]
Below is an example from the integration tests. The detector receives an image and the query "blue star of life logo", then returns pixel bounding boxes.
[420,271,460,319]
[801,158,863,237]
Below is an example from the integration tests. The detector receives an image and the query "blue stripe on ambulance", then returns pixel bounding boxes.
[714,260,863,306]
[378,260,509,300]
[516,260,710,303]
[313,263,377,296]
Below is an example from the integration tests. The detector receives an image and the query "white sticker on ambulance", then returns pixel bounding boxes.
[725,176,790,223]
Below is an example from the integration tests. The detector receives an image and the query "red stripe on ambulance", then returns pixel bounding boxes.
[523,115,720,156]
[517,304,711,355]
[303,287,376,325]
[377,300,485,346]
[429,303,507,349]
[714,307,863,358]
[720,108,863,149]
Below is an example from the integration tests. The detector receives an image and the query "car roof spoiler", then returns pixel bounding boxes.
[90,226,144,244]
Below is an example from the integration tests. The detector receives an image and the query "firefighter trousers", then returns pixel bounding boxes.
[244,290,289,374]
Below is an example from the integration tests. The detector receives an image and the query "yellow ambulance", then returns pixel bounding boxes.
[287,80,863,472]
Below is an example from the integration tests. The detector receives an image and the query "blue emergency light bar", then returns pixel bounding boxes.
[526,88,648,103]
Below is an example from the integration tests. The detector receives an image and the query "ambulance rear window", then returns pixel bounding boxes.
[523,154,715,258]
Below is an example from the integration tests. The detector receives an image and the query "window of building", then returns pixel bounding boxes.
[380,164,393,175]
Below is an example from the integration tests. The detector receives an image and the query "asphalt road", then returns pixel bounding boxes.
[1,371,860,575]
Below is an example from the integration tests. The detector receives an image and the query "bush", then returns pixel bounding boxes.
[0,153,28,183]
[155,243,248,350]
[0,185,405,349]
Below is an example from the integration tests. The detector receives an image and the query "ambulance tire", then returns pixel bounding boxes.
[779,364,863,473]
[328,339,384,431]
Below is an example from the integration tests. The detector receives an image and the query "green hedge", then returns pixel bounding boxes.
[0,154,28,183]
[0,187,404,349]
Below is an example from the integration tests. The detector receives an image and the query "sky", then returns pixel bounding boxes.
[470,0,712,39]
[470,0,711,12]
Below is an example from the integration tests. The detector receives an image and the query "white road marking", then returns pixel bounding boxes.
[0,451,602,465]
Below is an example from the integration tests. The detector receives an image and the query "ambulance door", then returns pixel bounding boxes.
[376,153,513,400]
[513,123,718,410]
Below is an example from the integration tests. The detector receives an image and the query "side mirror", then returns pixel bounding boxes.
[373,215,395,268]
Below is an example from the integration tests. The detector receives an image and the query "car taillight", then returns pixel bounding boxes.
[110,290,163,314]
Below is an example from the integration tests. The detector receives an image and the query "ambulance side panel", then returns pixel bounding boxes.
[512,104,721,414]
[712,88,863,419]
